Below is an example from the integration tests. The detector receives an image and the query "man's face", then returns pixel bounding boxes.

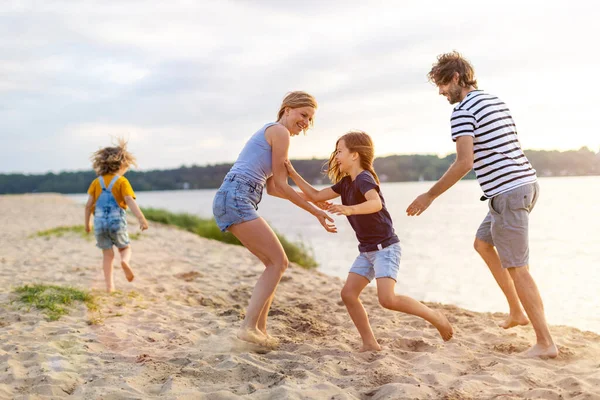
[437,81,463,104]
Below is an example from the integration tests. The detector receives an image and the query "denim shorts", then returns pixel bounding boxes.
[213,173,264,232]
[349,242,401,282]
[476,182,539,268]
[94,215,130,250]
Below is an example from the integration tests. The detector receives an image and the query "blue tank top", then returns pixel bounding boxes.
[228,122,280,186]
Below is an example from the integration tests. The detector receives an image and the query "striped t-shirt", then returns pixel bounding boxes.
[451,90,537,198]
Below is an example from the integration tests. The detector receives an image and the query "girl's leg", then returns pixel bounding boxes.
[376,278,453,341]
[228,217,288,346]
[102,248,115,292]
[340,273,380,352]
[118,245,135,282]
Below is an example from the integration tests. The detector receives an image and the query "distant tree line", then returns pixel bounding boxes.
[1,147,599,194]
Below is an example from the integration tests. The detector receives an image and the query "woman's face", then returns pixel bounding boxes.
[284,106,315,136]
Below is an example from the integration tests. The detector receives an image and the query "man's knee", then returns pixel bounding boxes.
[507,265,530,279]
[474,237,493,253]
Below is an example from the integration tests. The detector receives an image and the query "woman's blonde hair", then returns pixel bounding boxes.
[326,131,380,184]
[276,91,318,131]
[91,138,138,176]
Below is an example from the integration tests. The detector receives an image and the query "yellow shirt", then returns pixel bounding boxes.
[87,175,136,213]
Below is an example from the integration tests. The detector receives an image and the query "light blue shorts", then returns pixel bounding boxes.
[213,173,264,232]
[349,242,401,282]
[94,216,130,250]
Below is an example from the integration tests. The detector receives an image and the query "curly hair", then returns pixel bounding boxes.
[427,51,478,88]
[326,131,380,184]
[91,138,138,176]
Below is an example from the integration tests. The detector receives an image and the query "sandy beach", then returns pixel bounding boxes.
[0,194,599,399]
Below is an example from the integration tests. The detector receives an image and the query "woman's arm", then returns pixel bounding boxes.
[284,160,339,202]
[267,125,336,233]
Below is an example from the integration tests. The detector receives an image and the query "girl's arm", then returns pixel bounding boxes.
[124,196,149,231]
[267,125,336,233]
[284,160,339,202]
[84,195,94,233]
[328,189,382,216]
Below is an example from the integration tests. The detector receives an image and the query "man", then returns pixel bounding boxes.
[406,51,557,358]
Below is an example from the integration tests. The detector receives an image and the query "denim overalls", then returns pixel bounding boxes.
[94,175,130,249]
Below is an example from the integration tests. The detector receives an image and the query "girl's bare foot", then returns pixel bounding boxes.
[432,310,454,341]
[121,261,135,282]
[499,313,529,329]
[237,327,269,347]
[359,342,382,352]
[521,343,558,359]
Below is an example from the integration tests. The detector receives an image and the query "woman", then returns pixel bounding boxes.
[212,91,336,347]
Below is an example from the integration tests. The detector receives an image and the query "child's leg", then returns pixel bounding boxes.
[376,278,453,341]
[102,248,115,292]
[118,245,135,282]
[341,273,381,352]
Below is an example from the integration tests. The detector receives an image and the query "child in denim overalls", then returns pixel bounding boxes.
[84,139,149,292]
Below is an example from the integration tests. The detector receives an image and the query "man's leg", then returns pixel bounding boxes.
[508,266,557,358]
[474,213,528,328]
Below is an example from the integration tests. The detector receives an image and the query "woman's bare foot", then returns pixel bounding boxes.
[499,313,529,329]
[359,342,382,352]
[521,343,558,359]
[121,261,135,282]
[237,327,269,347]
[431,310,454,341]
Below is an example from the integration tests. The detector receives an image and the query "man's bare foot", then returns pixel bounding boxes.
[431,310,454,341]
[499,314,529,329]
[237,327,269,347]
[121,261,135,282]
[521,343,558,359]
[359,342,382,352]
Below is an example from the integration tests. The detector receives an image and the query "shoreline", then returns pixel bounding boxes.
[1,194,599,399]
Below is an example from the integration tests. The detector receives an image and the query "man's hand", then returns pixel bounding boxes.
[406,192,435,216]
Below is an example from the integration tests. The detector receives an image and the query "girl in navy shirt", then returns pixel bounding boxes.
[285,131,453,351]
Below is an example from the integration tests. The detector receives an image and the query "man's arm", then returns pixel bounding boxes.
[406,135,474,216]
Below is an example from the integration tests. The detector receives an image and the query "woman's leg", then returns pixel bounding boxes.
[340,273,380,351]
[376,278,453,341]
[228,217,288,346]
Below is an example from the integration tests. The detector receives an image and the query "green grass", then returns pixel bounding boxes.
[142,207,318,269]
[13,284,97,321]
[33,225,88,239]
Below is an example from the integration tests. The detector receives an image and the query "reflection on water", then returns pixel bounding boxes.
[69,176,600,333]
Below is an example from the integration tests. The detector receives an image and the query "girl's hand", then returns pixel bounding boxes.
[327,204,353,216]
[85,225,92,234]
[284,159,298,177]
[314,209,337,233]
[140,219,149,231]
[314,201,332,210]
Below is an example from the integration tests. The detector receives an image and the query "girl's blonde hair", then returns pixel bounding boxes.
[91,138,138,176]
[326,131,380,184]
[276,91,318,131]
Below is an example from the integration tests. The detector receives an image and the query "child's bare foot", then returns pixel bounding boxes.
[359,342,382,352]
[260,330,280,347]
[237,327,269,347]
[121,261,135,282]
[498,313,529,329]
[432,310,454,341]
[106,286,115,293]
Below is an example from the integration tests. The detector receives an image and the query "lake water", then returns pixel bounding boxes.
[69,176,600,333]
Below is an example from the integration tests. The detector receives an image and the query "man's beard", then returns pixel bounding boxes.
[448,85,462,104]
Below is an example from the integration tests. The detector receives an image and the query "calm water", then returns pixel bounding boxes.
[69,176,600,333]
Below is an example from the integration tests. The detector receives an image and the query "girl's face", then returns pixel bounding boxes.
[334,139,356,173]
[284,106,315,136]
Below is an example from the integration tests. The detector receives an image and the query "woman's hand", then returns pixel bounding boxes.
[327,204,353,216]
[314,200,332,210]
[314,209,337,233]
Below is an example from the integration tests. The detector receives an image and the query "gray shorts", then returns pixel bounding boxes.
[476,182,539,268]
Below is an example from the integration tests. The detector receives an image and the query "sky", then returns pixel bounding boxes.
[1,0,598,174]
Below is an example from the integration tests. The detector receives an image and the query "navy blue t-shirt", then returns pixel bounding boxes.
[331,170,399,252]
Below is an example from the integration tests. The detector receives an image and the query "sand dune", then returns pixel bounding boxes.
[0,194,599,399]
